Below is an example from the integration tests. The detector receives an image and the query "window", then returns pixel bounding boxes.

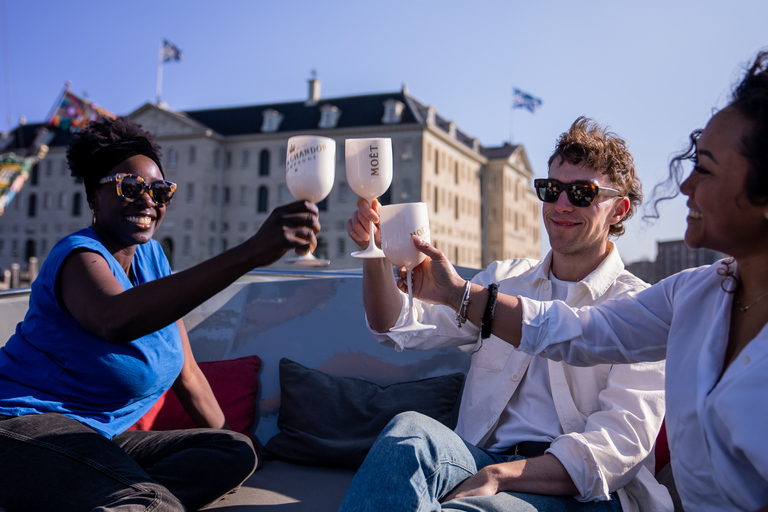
[186,182,195,202]
[225,151,232,169]
[43,192,52,210]
[45,160,53,177]
[257,186,269,213]
[337,237,345,256]
[455,196,459,220]
[317,197,328,212]
[189,146,197,165]
[58,192,67,209]
[382,99,405,124]
[318,104,341,128]
[223,187,230,204]
[259,150,270,176]
[261,109,284,132]
[183,236,191,255]
[211,186,218,204]
[434,186,438,213]
[338,181,348,203]
[60,160,67,176]
[434,149,439,175]
[28,194,37,217]
[72,192,82,217]
[278,184,288,203]
[239,186,248,205]
[168,148,178,168]
[30,165,39,186]
[184,219,193,229]
[242,150,250,168]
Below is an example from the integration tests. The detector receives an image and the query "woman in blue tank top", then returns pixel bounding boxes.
[0,117,322,511]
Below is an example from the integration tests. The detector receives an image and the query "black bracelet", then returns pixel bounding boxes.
[481,283,499,339]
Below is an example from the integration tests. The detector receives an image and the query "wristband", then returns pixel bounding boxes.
[481,283,499,339]
[456,280,471,328]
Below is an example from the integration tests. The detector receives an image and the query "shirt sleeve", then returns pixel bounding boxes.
[367,261,526,352]
[547,360,667,502]
[519,278,675,365]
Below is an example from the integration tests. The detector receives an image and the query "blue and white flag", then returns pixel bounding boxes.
[512,88,542,113]
[161,39,183,63]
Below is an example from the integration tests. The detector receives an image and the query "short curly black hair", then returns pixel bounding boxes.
[66,116,163,201]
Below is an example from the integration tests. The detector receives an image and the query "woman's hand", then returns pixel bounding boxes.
[396,237,465,308]
[346,198,380,250]
[248,201,321,267]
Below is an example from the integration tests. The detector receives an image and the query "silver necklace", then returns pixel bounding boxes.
[735,288,768,312]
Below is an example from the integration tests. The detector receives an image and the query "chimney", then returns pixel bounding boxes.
[307,76,321,105]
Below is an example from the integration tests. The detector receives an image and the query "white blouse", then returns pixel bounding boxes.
[520,260,768,511]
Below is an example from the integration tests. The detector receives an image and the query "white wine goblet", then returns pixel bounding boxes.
[379,202,437,332]
[285,135,335,265]
[345,137,393,258]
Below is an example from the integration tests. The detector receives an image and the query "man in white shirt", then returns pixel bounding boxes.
[340,117,672,512]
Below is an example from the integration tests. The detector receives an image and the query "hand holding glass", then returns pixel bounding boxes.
[285,135,335,265]
[379,202,436,332]
[345,138,393,258]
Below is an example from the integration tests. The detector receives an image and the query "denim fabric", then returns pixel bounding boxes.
[339,412,622,512]
[0,413,257,511]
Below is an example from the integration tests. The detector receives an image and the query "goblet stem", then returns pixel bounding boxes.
[390,269,436,332]
[350,218,386,258]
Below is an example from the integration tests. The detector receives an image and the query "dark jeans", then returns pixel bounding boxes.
[0,413,257,511]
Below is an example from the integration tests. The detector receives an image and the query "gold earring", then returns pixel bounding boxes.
[91,209,96,225]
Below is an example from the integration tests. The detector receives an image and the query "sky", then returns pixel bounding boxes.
[1,0,766,263]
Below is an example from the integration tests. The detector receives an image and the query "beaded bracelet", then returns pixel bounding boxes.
[481,283,499,339]
[455,280,472,328]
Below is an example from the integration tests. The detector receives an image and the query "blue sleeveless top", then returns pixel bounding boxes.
[0,228,183,438]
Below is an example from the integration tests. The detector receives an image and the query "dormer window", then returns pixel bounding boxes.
[382,99,405,124]
[318,104,341,129]
[261,109,284,133]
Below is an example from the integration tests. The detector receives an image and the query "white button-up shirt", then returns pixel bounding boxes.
[520,260,768,511]
[371,244,671,511]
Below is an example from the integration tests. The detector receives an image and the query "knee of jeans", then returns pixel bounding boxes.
[220,432,258,478]
[386,411,442,438]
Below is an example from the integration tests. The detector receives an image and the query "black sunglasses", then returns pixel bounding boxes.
[98,173,177,206]
[533,178,622,207]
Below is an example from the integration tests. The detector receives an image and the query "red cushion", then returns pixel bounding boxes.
[127,355,262,437]
[655,419,670,475]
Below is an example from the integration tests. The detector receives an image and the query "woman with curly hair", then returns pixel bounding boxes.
[0,117,321,511]
[385,51,768,511]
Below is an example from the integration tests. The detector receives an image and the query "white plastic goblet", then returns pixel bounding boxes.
[345,138,393,258]
[285,135,336,265]
[379,202,436,332]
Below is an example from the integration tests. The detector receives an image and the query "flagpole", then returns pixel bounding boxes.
[510,87,515,144]
[156,40,163,104]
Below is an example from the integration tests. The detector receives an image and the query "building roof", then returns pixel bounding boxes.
[1,123,74,152]
[2,86,514,157]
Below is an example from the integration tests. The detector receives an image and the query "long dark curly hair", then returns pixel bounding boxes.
[646,51,768,219]
[66,117,163,201]
[646,50,768,289]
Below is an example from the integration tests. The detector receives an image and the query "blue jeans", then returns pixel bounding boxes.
[0,413,257,511]
[339,412,622,512]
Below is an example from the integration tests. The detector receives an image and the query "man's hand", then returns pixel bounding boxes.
[346,198,380,250]
[395,237,465,309]
[441,466,502,503]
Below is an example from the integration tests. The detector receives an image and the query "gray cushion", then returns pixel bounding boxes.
[263,358,465,468]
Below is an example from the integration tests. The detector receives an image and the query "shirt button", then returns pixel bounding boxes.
[743,356,751,365]
[487,420,494,429]
[512,374,520,381]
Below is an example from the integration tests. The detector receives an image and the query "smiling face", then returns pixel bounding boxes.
[90,155,167,254]
[544,159,629,278]
[680,107,766,257]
